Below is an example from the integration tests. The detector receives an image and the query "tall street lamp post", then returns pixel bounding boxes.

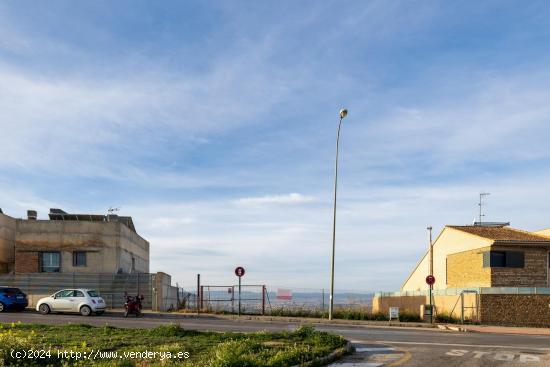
[329,108,348,321]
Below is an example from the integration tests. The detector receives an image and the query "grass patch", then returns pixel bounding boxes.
[266,307,422,322]
[0,322,346,366]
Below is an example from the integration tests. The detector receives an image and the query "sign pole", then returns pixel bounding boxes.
[196,273,200,316]
[234,266,245,316]
[238,275,242,316]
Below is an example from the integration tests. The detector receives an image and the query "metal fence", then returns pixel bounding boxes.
[176,284,373,315]
[375,287,550,297]
[0,273,153,309]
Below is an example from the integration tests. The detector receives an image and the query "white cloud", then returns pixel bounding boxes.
[234,193,315,206]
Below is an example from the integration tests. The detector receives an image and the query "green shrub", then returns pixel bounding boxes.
[435,312,460,324]
[398,311,421,322]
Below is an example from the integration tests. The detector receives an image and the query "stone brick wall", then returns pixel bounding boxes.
[15,251,39,273]
[480,294,550,327]
[447,247,491,288]
[491,246,548,287]
[372,295,427,314]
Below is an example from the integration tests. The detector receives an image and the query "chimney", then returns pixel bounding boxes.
[27,210,37,220]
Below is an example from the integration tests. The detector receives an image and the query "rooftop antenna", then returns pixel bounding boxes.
[108,207,120,215]
[478,192,490,225]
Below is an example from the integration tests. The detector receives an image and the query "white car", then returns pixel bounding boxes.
[36,289,106,316]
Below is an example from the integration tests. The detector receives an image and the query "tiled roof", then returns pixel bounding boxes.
[448,226,550,242]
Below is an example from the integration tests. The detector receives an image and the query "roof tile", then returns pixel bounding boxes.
[448,226,550,242]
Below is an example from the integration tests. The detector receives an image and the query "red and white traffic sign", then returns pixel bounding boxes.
[426,275,436,285]
[235,266,245,277]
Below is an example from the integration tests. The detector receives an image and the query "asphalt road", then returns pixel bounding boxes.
[2,311,550,366]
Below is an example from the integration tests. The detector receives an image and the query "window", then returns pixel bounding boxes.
[41,252,60,272]
[131,257,136,272]
[54,290,73,298]
[483,251,524,268]
[73,251,86,267]
[73,290,84,297]
[87,290,99,297]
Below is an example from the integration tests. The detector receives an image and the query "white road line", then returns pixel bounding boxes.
[375,340,550,351]
[355,347,395,352]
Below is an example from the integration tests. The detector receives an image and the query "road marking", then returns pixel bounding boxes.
[356,347,395,352]
[445,350,542,363]
[376,340,550,351]
[387,351,412,367]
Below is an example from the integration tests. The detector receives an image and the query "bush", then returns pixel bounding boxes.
[398,311,421,322]
[435,312,460,324]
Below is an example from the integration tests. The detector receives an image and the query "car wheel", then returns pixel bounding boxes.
[96,311,104,316]
[80,305,92,316]
[39,304,50,315]
[0,302,5,312]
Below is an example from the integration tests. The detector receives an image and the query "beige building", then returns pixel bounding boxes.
[373,224,550,326]
[0,208,149,275]
[402,224,550,291]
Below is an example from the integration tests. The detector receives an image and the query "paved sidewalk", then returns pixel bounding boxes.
[459,324,550,336]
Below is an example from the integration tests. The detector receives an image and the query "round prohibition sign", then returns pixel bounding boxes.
[235,266,245,277]
[426,275,436,285]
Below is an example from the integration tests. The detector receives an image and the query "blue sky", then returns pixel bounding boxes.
[2,1,550,291]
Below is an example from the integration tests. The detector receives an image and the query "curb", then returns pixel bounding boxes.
[291,341,353,367]
[106,311,437,329]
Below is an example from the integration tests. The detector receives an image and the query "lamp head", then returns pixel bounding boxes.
[339,108,348,119]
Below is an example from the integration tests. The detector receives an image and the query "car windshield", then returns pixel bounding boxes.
[87,290,99,297]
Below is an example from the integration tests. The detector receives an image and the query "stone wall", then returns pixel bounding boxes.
[480,294,550,327]
[373,294,478,320]
[14,251,39,273]
[447,247,491,288]
[0,213,16,273]
[491,246,548,287]
[372,295,426,315]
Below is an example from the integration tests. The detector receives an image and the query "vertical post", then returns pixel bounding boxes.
[460,292,465,324]
[200,286,204,310]
[238,276,242,316]
[262,285,266,315]
[330,113,345,321]
[322,288,325,313]
[196,274,200,315]
[231,286,235,314]
[428,226,433,324]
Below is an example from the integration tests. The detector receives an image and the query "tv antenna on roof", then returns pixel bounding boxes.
[108,207,120,215]
[478,192,490,225]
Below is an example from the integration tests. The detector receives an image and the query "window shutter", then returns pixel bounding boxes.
[483,251,491,268]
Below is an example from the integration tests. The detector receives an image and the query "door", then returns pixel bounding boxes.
[70,290,86,312]
[52,290,74,311]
